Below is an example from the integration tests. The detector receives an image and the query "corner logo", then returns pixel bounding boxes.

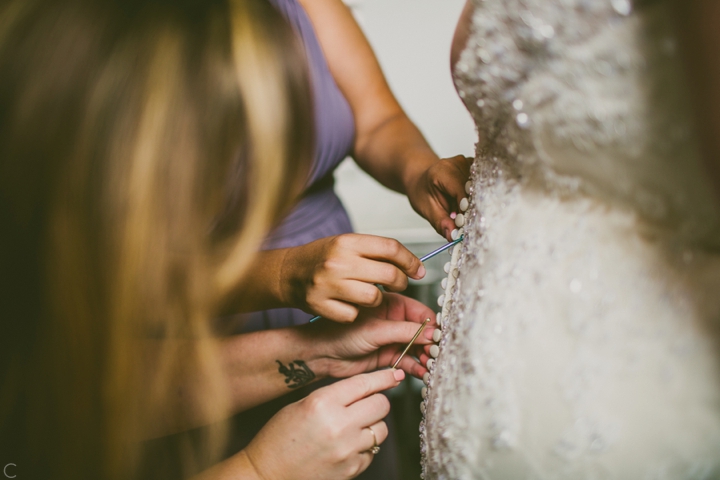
[3,464,15,478]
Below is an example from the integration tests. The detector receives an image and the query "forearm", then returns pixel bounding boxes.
[221,326,329,413]
[353,113,440,195]
[192,450,261,480]
[297,0,440,194]
[142,327,328,438]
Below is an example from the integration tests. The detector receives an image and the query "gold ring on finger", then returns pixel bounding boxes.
[365,426,380,455]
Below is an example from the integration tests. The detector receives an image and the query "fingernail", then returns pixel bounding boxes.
[393,369,405,381]
[417,265,426,279]
[425,327,439,340]
[450,212,457,219]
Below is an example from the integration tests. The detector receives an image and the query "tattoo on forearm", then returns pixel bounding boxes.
[276,360,316,389]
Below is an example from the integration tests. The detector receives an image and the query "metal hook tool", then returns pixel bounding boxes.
[308,235,464,323]
[391,318,429,369]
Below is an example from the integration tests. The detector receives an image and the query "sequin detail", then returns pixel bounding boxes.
[421,0,720,478]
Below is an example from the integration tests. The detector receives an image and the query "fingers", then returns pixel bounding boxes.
[423,155,473,240]
[441,155,472,204]
[439,216,458,242]
[418,351,430,369]
[332,280,383,308]
[326,369,404,406]
[363,318,435,348]
[360,421,388,452]
[346,263,409,294]
[309,235,426,322]
[395,354,427,378]
[348,393,391,428]
[358,236,425,281]
[316,298,360,323]
[354,422,388,477]
[378,292,437,325]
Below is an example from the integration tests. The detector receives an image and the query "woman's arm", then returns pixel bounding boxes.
[194,369,406,480]
[221,292,434,413]
[221,234,425,322]
[148,293,435,436]
[298,0,471,240]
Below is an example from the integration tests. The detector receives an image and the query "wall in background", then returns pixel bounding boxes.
[334,0,476,244]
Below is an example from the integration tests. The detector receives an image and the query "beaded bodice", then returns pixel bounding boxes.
[420,1,720,478]
[453,0,720,243]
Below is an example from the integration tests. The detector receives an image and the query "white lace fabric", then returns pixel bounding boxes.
[421,1,720,478]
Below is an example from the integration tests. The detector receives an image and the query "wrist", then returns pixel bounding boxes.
[401,149,438,198]
[292,324,333,379]
[192,449,266,480]
[236,450,268,480]
[278,246,305,309]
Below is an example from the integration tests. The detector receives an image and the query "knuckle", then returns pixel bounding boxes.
[334,234,355,251]
[339,310,357,323]
[387,239,403,257]
[373,394,391,416]
[321,260,340,278]
[361,287,379,306]
[324,423,344,443]
[394,271,408,290]
[371,289,383,307]
[326,237,343,256]
[380,265,401,286]
[355,375,373,398]
[305,392,328,415]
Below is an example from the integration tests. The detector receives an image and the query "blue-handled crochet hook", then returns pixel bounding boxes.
[308,235,465,323]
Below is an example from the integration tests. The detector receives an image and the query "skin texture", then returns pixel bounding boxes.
[200,1,720,479]
[232,234,426,322]
[296,0,471,241]
[224,0,471,323]
[193,294,436,480]
[220,293,436,414]
[160,293,435,428]
[196,369,405,480]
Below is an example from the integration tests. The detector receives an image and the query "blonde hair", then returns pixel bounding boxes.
[0,0,312,478]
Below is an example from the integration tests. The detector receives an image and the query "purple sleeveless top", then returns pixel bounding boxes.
[242,0,355,330]
[227,7,400,478]
[263,0,355,250]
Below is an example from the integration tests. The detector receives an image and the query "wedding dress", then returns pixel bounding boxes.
[421,0,720,478]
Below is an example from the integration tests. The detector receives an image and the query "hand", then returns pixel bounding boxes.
[406,154,472,241]
[308,292,437,379]
[243,369,405,480]
[282,234,426,323]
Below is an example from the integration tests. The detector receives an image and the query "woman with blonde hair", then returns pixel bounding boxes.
[0,0,436,478]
